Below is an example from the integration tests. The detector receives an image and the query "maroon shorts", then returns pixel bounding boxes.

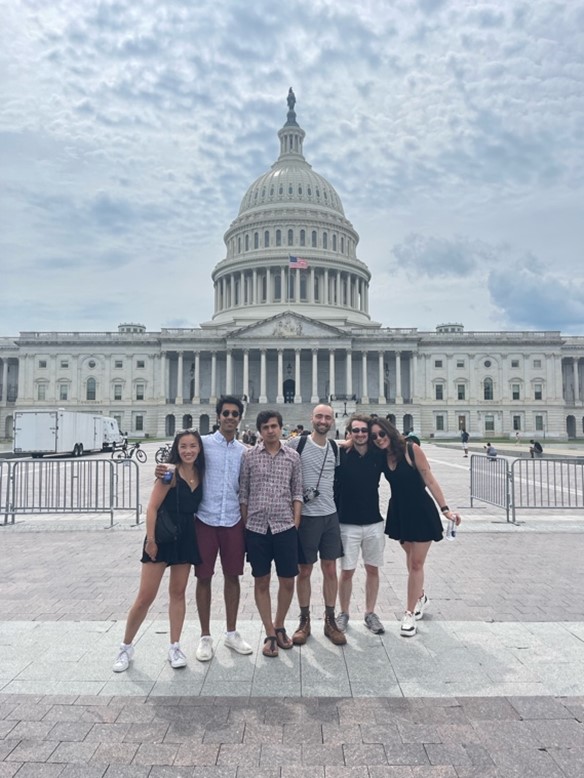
[194,518,245,579]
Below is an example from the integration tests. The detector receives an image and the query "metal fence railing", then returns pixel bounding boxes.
[470,454,584,523]
[0,458,141,526]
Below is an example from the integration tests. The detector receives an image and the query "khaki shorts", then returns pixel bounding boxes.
[339,522,385,570]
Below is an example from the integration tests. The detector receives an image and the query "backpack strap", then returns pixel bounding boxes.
[296,435,307,456]
[407,440,417,470]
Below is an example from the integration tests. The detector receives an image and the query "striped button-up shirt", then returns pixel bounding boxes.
[239,441,303,534]
[196,431,246,528]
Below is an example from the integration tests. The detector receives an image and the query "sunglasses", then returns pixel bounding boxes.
[371,430,388,440]
[351,427,369,434]
[221,410,240,418]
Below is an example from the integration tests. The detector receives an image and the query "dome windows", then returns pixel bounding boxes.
[312,230,317,248]
[300,229,305,247]
[307,186,312,196]
[298,185,302,195]
[264,230,270,248]
[332,234,337,251]
[288,229,294,246]
[279,185,283,195]
[316,187,320,198]
[245,234,249,251]
[323,232,328,249]
[276,229,282,247]
[288,184,293,195]
[254,232,259,249]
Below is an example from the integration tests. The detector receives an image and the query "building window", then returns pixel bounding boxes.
[276,229,282,246]
[114,360,123,369]
[434,360,443,368]
[245,234,249,251]
[288,229,293,246]
[312,230,317,248]
[484,378,493,400]
[512,383,520,400]
[60,360,69,369]
[37,383,47,401]
[39,360,47,369]
[535,415,544,432]
[533,359,542,368]
[457,384,465,400]
[484,360,491,368]
[341,236,345,253]
[300,229,305,246]
[274,273,281,301]
[264,230,270,247]
[513,415,521,431]
[136,360,145,369]
[323,232,328,249]
[88,360,96,368]
[86,377,96,401]
[136,383,145,401]
[254,232,259,249]
[59,384,68,401]
[135,415,144,432]
[485,414,495,432]
[332,234,337,251]
[114,384,122,401]
[435,384,444,401]
[534,383,543,400]
[511,359,519,368]
[300,272,308,301]
[314,276,320,302]
[436,415,445,431]
[456,360,465,368]
[237,237,241,253]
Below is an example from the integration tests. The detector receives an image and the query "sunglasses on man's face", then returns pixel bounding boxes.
[351,427,369,434]
[371,430,388,440]
[221,410,240,418]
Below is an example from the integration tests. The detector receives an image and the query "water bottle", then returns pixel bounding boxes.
[445,518,457,541]
[161,465,175,484]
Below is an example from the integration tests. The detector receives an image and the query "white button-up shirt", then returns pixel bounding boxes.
[196,431,246,528]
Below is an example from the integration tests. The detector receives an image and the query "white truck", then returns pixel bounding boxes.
[13,410,123,457]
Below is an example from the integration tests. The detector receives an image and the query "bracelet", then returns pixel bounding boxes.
[440,505,450,513]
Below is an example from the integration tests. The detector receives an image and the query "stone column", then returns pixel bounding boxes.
[378,351,386,404]
[573,358,579,403]
[336,272,341,305]
[310,267,315,303]
[252,269,257,304]
[411,352,418,402]
[71,355,79,402]
[361,352,369,403]
[267,268,272,303]
[1,359,8,402]
[324,269,329,305]
[395,351,403,404]
[176,352,183,404]
[242,350,249,400]
[193,352,201,403]
[225,350,233,394]
[329,350,336,399]
[159,352,166,402]
[294,349,302,403]
[259,350,267,403]
[277,350,284,403]
[346,350,353,396]
[210,352,217,404]
[311,349,319,403]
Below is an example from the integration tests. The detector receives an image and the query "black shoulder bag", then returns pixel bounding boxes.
[155,479,180,544]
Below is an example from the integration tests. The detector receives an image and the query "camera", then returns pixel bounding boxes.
[303,486,320,504]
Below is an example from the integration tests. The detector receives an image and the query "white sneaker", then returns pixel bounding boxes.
[168,645,187,669]
[414,593,429,621]
[196,636,214,662]
[112,644,134,673]
[224,631,253,655]
[336,612,349,632]
[400,611,417,638]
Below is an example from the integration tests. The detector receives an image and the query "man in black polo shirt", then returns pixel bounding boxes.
[335,414,386,634]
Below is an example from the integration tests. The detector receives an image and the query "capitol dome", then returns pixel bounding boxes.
[210,90,374,328]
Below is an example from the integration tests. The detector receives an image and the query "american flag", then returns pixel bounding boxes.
[289,255,309,269]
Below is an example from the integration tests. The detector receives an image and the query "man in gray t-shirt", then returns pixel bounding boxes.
[286,404,346,646]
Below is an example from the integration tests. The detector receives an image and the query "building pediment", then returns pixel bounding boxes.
[228,312,349,341]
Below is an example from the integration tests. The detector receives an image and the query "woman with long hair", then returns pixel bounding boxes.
[369,417,461,637]
[113,429,205,671]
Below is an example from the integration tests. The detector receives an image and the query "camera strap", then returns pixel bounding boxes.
[313,443,330,493]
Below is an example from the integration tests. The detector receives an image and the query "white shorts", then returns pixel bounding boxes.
[339,522,385,570]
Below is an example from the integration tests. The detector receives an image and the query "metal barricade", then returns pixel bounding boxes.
[470,454,510,522]
[1,458,140,526]
[0,460,10,525]
[510,458,584,523]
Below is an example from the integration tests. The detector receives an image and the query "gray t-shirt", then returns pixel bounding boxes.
[286,435,338,516]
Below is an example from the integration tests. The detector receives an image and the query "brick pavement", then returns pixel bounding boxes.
[1,443,584,775]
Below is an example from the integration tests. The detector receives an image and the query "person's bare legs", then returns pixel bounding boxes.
[254,573,274,636]
[338,568,354,613]
[196,577,212,636]
[402,541,431,612]
[296,563,313,608]
[167,564,191,644]
[321,559,338,608]
[224,574,240,632]
[364,564,380,614]
[122,562,166,645]
[274,576,295,629]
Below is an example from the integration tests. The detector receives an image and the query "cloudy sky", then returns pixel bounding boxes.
[2,0,583,336]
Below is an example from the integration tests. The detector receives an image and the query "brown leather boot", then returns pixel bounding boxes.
[324,613,347,645]
[292,613,311,645]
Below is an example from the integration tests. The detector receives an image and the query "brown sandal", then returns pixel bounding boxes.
[262,636,279,657]
[275,627,293,649]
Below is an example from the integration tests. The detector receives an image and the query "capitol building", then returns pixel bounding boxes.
[1,92,583,441]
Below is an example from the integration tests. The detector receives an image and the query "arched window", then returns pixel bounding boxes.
[323,232,328,249]
[245,234,249,251]
[340,236,345,253]
[254,232,259,249]
[237,237,241,253]
[314,275,320,302]
[264,230,270,247]
[288,229,293,246]
[484,378,494,400]
[274,273,281,301]
[288,184,293,195]
[300,272,308,301]
[276,229,282,246]
[311,230,317,248]
[86,377,96,401]
[300,229,305,246]
[332,234,337,251]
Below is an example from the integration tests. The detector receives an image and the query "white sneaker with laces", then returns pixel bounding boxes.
[336,612,349,632]
[112,644,134,673]
[400,611,417,637]
[414,593,429,621]
[195,636,214,662]
[224,631,253,655]
[168,645,187,669]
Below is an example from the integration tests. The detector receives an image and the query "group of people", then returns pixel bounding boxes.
[113,396,461,672]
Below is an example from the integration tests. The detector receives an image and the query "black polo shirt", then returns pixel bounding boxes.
[335,446,384,526]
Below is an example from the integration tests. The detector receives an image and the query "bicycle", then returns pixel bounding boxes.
[112,441,148,463]
[155,442,172,463]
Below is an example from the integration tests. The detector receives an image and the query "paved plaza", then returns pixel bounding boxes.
[1,442,584,776]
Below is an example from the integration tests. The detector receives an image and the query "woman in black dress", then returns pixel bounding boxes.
[370,417,461,638]
[113,429,205,672]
